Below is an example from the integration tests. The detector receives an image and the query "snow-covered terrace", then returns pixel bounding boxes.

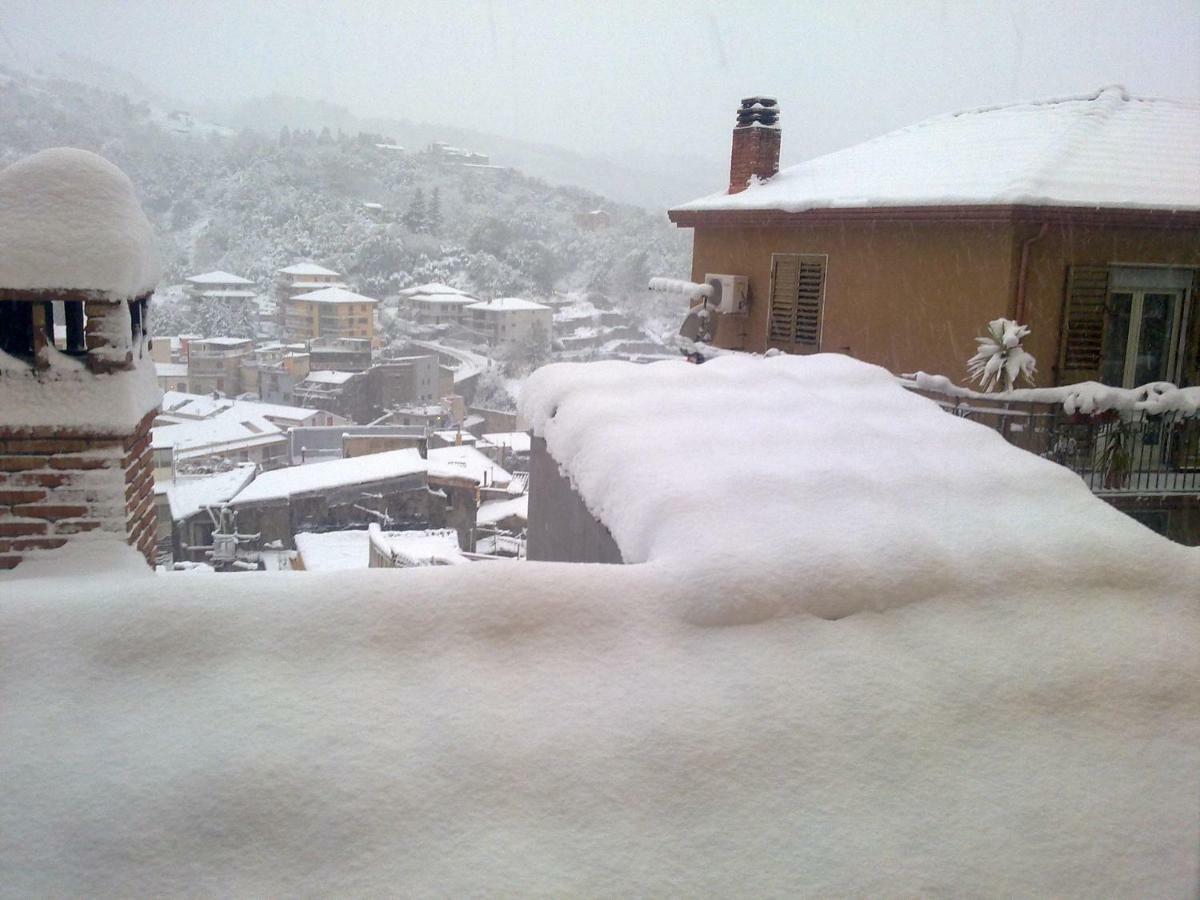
[3,353,1198,894]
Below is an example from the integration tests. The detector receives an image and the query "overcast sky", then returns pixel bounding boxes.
[3,0,1198,168]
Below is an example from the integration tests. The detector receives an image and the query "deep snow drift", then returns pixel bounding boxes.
[2,354,1197,896]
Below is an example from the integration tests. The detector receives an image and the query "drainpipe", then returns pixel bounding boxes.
[1014,222,1050,324]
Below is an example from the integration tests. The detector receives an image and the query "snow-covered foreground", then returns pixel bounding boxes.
[2,354,1198,895]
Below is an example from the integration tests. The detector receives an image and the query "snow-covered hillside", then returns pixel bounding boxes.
[0,68,689,309]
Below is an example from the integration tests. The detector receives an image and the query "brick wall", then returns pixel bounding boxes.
[0,408,158,569]
[729,126,781,195]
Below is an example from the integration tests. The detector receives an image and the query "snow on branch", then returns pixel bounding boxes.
[903,372,1200,417]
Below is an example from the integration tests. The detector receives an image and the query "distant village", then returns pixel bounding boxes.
[143,248,675,573]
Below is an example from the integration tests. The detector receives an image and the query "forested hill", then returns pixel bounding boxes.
[0,68,690,304]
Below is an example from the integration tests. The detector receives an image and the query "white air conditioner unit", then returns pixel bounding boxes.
[704,274,749,316]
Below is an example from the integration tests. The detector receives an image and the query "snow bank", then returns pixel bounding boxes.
[521,353,1190,619]
[0,148,161,297]
[2,354,1198,895]
[673,88,1200,214]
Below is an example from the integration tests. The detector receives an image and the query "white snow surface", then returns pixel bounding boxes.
[476,493,528,525]
[291,286,379,304]
[230,448,427,504]
[427,444,512,487]
[161,465,258,523]
[0,347,161,433]
[674,87,1200,213]
[2,353,1198,895]
[0,148,161,297]
[279,262,340,276]
[185,270,254,286]
[467,296,551,312]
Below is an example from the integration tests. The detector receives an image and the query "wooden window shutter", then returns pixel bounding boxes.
[1057,265,1108,384]
[768,254,826,349]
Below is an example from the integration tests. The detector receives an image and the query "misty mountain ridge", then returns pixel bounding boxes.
[0,66,690,326]
[17,53,719,209]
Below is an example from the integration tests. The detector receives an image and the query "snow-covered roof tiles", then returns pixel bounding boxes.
[467,297,551,312]
[279,262,340,276]
[231,447,427,504]
[0,148,161,297]
[673,87,1200,215]
[186,270,254,285]
[291,286,379,304]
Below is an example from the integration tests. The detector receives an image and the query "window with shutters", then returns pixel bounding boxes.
[1059,265,1196,387]
[767,253,826,350]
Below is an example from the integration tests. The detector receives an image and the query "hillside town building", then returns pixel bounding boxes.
[668,89,1200,387]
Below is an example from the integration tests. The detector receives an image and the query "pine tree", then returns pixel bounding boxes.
[427,187,442,235]
[403,188,428,233]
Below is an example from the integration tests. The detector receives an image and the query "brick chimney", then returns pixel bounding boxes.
[0,148,162,570]
[729,97,781,194]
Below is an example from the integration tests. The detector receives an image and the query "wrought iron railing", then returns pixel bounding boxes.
[907,390,1200,496]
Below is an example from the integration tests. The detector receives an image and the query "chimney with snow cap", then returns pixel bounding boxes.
[729,96,781,194]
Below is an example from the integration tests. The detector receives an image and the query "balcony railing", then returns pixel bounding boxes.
[905,386,1200,495]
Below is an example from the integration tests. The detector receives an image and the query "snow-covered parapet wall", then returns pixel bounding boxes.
[0,148,161,298]
[521,353,1185,620]
[905,371,1200,416]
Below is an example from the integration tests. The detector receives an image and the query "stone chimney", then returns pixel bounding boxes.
[729,97,781,194]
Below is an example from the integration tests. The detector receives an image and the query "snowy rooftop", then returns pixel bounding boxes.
[0,148,161,297]
[400,281,476,299]
[186,270,254,286]
[467,297,551,312]
[231,448,427,504]
[160,464,257,523]
[160,391,332,426]
[673,87,1200,215]
[300,369,358,385]
[2,354,1198,894]
[483,431,532,454]
[152,412,284,455]
[291,286,379,304]
[476,493,528,526]
[279,262,340,276]
[427,444,512,487]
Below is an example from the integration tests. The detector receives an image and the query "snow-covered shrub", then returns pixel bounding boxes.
[967,317,1037,391]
